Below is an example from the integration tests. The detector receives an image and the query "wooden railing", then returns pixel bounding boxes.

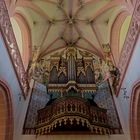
[36,97,109,134]
[0,0,29,98]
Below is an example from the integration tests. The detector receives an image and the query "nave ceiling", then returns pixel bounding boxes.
[6,0,134,69]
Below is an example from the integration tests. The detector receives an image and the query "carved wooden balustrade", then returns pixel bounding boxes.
[35,96,110,135]
[0,0,29,98]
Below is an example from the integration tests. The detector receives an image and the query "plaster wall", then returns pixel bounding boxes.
[113,35,140,140]
[0,33,32,140]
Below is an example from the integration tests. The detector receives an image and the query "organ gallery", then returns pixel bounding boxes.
[24,48,122,135]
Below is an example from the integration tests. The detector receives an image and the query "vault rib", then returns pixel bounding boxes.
[16,0,51,20]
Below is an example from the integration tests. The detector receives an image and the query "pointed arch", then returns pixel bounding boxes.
[77,71,87,84]
[110,11,129,65]
[49,66,58,83]
[130,81,140,140]
[86,66,95,84]
[13,13,32,70]
[0,79,13,140]
[58,72,67,84]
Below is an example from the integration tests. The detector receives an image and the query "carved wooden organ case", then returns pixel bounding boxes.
[35,48,111,135]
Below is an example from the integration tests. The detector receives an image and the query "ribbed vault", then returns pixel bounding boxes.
[7,0,134,66]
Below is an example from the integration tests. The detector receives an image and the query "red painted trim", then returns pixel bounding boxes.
[0,79,14,140]
[130,81,140,140]
[110,11,129,65]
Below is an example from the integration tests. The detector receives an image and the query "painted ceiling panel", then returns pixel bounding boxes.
[33,1,64,20]
[41,22,66,50]
[77,22,100,48]
[16,7,49,47]
[39,39,66,58]
[77,0,110,19]
[77,39,102,57]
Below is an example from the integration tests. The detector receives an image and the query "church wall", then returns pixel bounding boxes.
[114,35,140,140]
[0,33,33,140]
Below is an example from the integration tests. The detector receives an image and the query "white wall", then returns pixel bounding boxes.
[0,33,33,140]
[113,35,140,140]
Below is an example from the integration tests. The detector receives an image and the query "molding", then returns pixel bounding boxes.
[14,13,32,70]
[116,0,140,96]
[110,11,129,65]
[0,79,14,140]
[0,0,29,98]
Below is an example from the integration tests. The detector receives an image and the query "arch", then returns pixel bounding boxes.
[58,72,67,84]
[86,66,95,84]
[0,79,13,140]
[130,81,140,140]
[77,71,87,84]
[110,11,129,65]
[49,66,58,84]
[12,13,32,70]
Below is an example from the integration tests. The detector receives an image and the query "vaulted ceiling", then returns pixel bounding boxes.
[7,0,134,67]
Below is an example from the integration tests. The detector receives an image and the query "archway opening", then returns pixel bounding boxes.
[130,82,140,140]
[0,81,13,140]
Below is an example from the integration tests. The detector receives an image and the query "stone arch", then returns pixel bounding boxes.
[110,11,129,65]
[0,80,13,140]
[130,81,140,140]
[12,13,32,70]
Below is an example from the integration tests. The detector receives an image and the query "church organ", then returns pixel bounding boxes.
[35,48,111,135]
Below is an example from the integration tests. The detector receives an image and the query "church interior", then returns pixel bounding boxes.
[0,0,140,140]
